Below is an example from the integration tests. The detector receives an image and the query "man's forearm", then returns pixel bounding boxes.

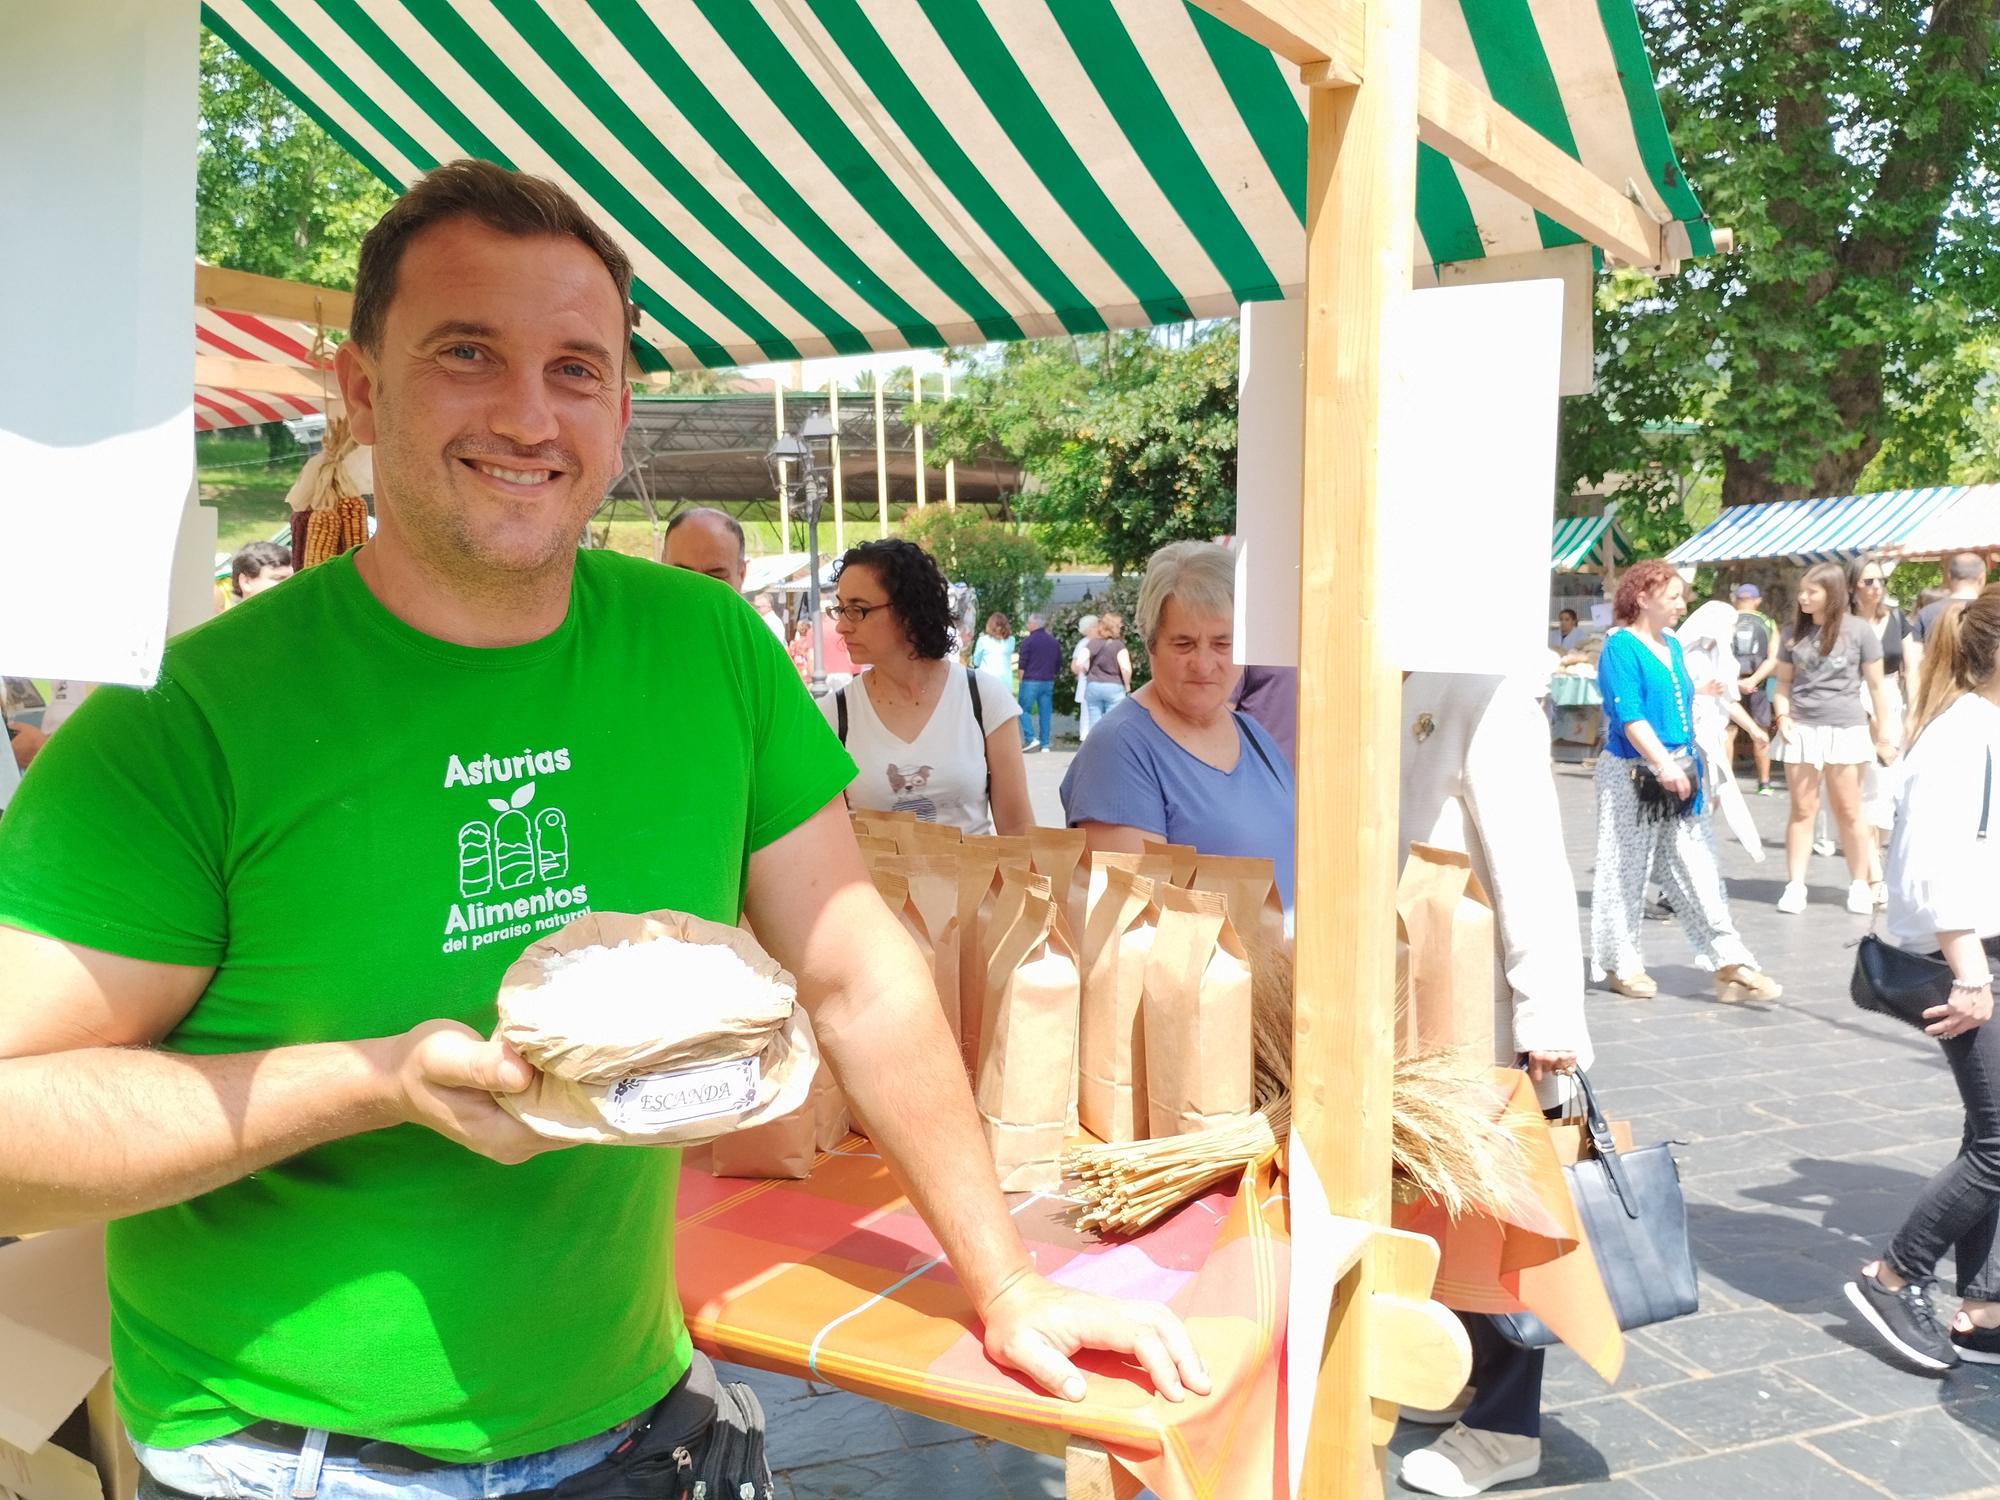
[0,1040,400,1234]
[810,933,1030,1312]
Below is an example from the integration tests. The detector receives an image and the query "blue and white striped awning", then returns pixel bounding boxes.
[1552,513,1634,572]
[1666,487,1968,568]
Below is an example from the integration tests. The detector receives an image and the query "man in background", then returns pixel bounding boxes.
[229,541,294,603]
[1015,613,1059,751]
[1904,552,1989,701]
[1724,584,1779,794]
[661,507,747,593]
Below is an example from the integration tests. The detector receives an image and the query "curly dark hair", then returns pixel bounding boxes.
[1612,559,1680,624]
[833,539,955,660]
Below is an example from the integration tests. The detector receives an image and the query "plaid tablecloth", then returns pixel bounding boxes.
[676,1142,1289,1500]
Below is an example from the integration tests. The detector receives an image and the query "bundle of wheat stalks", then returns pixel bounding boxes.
[299,416,370,568]
[1065,943,1534,1236]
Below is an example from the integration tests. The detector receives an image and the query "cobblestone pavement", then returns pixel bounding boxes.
[738,750,1999,1497]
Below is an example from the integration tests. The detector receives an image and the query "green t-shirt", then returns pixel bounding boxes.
[0,550,853,1461]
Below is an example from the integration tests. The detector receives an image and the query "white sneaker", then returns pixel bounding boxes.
[1778,882,1808,914]
[1847,880,1876,915]
[1399,1423,1541,1497]
[1873,881,1889,909]
[1022,740,1042,751]
[1814,837,1838,857]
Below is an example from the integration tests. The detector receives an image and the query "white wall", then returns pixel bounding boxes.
[0,2,199,685]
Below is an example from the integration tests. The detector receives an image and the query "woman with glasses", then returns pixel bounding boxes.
[817,539,1033,836]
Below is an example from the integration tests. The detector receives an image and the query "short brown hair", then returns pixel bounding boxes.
[1611,560,1679,624]
[349,159,635,359]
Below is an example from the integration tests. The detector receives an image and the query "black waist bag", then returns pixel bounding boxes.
[538,1353,772,1500]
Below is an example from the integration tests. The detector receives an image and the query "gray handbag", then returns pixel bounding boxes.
[1492,1068,1699,1348]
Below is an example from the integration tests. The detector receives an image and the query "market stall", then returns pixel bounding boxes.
[1666,484,1971,570]
[10,0,1717,1494]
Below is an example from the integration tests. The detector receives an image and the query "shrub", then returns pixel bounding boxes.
[1046,580,1149,719]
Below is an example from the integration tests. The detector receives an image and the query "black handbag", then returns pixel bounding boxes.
[1492,1068,1699,1348]
[1632,749,1700,823]
[1850,748,1993,1031]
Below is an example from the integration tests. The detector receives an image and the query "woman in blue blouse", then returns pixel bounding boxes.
[1061,541,1295,925]
[1592,561,1781,1002]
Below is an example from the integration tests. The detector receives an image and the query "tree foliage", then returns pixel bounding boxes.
[1566,0,2000,513]
[897,507,1051,630]
[916,326,1239,575]
[198,30,396,290]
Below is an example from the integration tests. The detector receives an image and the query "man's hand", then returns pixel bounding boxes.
[980,1271,1211,1404]
[386,1020,568,1165]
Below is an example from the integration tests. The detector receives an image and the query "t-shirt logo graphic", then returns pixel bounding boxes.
[886,763,938,822]
[458,781,569,896]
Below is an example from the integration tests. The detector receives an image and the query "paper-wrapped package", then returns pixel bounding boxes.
[1025,827,1088,945]
[874,854,964,1047]
[975,867,1080,1192]
[958,835,1033,1077]
[1191,854,1287,965]
[1141,839,1198,886]
[1142,886,1254,1137]
[1396,843,1497,1058]
[1077,863,1161,1143]
[494,910,817,1146]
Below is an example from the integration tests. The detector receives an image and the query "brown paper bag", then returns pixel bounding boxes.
[855,834,900,857]
[1396,843,1497,1059]
[809,1048,856,1150]
[1191,854,1286,966]
[1142,886,1254,1138]
[876,854,964,1046]
[855,809,918,830]
[707,1104,817,1178]
[1025,827,1088,946]
[911,822,964,852]
[1142,839,1198,886]
[975,868,1080,1192]
[1077,864,1160,1143]
[958,836,1034,1076]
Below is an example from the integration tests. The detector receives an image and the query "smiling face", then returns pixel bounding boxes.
[337,217,631,586]
[1148,595,1240,720]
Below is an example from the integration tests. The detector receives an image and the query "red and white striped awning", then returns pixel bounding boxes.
[192,306,331,432]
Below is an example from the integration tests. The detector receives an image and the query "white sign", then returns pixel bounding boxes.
[1235,281,1566,678]
[0,2,198,685]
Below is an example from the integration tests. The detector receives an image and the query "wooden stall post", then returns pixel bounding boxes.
[874,370,890,537]
[1295,0,1420,1491]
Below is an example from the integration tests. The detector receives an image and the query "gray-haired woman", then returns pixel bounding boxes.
[1061,541,1296,920]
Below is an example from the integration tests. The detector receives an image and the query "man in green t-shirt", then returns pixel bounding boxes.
[0,162,1203,1493]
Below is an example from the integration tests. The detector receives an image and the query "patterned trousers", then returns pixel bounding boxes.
[1591,756,1758,979]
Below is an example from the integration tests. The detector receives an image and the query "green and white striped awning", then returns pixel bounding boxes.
[1552,512,1633,572]
[203,0,1711,371]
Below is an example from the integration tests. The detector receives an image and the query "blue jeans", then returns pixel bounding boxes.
[132,1410,646,1500]
[1080,680,1126,740]
[1018,679,1054,746]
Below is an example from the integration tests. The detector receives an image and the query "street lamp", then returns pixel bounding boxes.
[767,410,838,692]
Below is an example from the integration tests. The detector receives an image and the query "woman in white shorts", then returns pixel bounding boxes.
[1774,561,1900,914]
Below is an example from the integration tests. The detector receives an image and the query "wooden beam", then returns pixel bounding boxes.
[192,356,326,402]
[1185,0,1363,83]
[1416,51,1662,268]
[1295,0,1420,1490]
[194,263,352,331]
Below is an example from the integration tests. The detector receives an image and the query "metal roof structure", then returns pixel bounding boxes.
[613,392,1024,515]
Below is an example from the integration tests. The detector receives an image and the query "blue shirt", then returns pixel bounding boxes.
[1597,628,1696,760]
[1060,696,1297,921]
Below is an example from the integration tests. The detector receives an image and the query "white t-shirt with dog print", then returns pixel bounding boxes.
[820,664,1021,835]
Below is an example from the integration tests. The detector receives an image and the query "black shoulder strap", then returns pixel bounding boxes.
[966,665,993,806]
[1234,711,1283,781]
[1982,747,1992,841]
[835,686,848,747]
